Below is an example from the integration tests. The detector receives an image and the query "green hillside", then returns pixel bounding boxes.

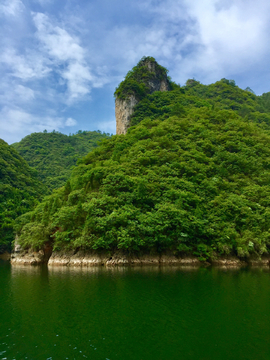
[15,58,270,261]
[0,139,46,252]
[12,130,111,191]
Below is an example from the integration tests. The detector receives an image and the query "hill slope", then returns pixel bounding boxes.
[15,59,270,261]
[12,130,111,191]
[0,139,46,252]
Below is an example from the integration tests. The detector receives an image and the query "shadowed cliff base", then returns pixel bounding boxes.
[0,252,11,261]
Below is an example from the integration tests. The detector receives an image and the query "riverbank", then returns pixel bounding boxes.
[9,248,270,267]
[10,249,201,266]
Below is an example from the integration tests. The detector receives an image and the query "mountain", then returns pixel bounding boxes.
[14,57,270,262]
[12,130,111,191]
[0,139,46,252]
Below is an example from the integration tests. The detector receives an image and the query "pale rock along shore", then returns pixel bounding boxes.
[11,249,200,266]
[47,251,201,267]
[9,247,270,267]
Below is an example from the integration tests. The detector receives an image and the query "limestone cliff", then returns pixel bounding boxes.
[115,95,139,135]
[115,57,171,135]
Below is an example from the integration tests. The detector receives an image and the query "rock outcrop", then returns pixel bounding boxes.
[115,57,171,135]
[10,246,270,267]
[11,241,52,265]
[11,247,201,267]
[116,95,138,135]
[47,250,200,267]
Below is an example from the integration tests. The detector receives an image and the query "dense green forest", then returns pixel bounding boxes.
[14,58,270,261]
[0,140,46,252]
[12,130,111,191]
[0,130,110,253]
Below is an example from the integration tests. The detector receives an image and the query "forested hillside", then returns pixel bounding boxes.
[0,140,46,252]
[12,130,111,191]
[15,58,270,261]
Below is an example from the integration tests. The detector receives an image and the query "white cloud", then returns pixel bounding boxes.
[0,8,112,143]
[65,117,77,126]
[62,62,93,101]
[15,85,35,101]
[137,0,270,84]
[181,0,270,77]
[32,12,85,62]
[0,48,50,80]
[0,106,65,144]
[0,82,36,105]
[0,0,24,17]
[32,12,104,103]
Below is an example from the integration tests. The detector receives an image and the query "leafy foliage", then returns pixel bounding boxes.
[0,139,46,252]
[16,76,270,260]
[12,130,111,191]
[130,78,270,128]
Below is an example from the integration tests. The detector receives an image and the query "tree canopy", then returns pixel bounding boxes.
[0,139,45,252]
[12,130,111,191]
[0,130,111,253]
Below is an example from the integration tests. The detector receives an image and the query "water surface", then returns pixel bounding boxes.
[0,261,270,359]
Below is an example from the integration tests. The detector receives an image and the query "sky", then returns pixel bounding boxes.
[1,0,270,144]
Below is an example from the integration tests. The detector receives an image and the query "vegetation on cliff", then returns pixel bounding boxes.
[12,130,111,191]
[114,56,171,101]
[15,67,270,260]
[0,140,45,252]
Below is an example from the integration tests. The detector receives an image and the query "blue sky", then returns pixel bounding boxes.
[1,0,270,144]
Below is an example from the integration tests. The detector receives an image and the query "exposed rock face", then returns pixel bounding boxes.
[116,95,138,135]
[11,251,44,265]
[115,58,171,135]
[10,248,270,267]
[143,60,170,93]
[47,250,201,267]
[211,257,246,267]
[11,241,52,265]
[48,250,109,266]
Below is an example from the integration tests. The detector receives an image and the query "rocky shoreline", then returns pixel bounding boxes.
[10,249,201,266]
[8,247,270,267]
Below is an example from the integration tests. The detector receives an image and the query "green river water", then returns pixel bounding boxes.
[0,260,270,360]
